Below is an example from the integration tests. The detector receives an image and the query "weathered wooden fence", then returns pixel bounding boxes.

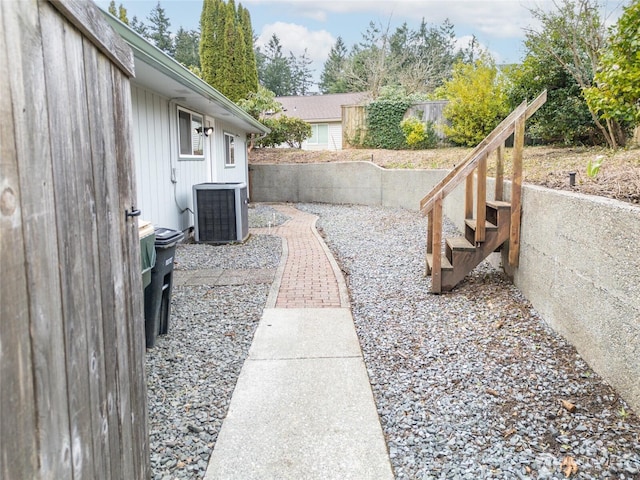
[1,1,149,478]
[342,100,449,147]
[341,104,368,148]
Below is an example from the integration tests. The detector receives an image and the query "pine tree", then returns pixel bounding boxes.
[174,28,200,69]
[108,1,117,16]
[147,2,173,55]
[261,34,292,96]
[319,37,348,93]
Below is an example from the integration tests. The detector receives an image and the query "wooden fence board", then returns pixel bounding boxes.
[113,68,150,478]
[83,41,117,480]
[0,4,39,477]
[2,1,74,477]
[40,5,97,476]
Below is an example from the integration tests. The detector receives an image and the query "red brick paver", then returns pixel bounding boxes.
[252,205,343,308]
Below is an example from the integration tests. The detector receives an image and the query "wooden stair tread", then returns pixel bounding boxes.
[486,200,511,209]
[446,237,475,251]
[426,253,453,270]
[465,219,498,230]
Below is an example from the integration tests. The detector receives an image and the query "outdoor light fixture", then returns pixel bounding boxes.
[195,126,214,136]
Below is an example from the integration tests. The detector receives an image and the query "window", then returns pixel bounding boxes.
[178,107,204,158]
[308,124,329,145]
[224,132,235,167]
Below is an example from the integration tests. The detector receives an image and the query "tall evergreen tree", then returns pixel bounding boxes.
[238,4,259,95]
[200,0,220,86]
[118,4,129,24]
[147,2,173,55]
[130,15,148,37]
[200,0,258,101]
[260,34,293,96]
[174,28,200,70]
[319,37,348,93]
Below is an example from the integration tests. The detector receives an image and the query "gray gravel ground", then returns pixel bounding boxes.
[146,205,284,480]
[299,203,640,480]
[147,203,640,480]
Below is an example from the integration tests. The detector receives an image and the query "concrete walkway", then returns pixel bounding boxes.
[204,205,394,480]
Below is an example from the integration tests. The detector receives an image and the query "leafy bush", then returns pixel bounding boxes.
[400,117,438,149]
[255,115,311,149]
[437,54,509,147]
[278,116,312,148]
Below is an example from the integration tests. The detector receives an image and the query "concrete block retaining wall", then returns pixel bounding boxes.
[249,162,640,412]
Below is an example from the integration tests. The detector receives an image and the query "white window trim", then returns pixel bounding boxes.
[177,106,205,160]
[224,131,235,168]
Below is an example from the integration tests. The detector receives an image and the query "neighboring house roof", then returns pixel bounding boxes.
[274,92,370,123]
[102,12,269,135]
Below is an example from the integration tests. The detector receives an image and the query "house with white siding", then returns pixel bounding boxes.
[103,14,268,233]
[274,92,369,151]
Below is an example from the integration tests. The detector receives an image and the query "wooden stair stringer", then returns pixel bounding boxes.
[427,201,511,291]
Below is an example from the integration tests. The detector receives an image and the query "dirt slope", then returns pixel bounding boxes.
[250,146,640,204]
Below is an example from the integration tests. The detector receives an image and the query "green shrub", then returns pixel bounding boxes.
[256,115,311,148]
[437,54,509,147]
[400,117,438,149]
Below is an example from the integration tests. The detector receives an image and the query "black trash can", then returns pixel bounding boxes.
[144,227,184,348]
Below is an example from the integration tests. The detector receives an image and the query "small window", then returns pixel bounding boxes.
[224,132,235,167]
[178,107,204,158]
[308,124,328,145]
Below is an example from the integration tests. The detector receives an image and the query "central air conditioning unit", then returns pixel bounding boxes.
[193,182,249,243]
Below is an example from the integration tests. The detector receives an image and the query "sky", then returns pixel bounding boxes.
[97,0,626,85]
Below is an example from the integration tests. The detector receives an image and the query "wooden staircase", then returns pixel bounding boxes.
[420,91,547,293]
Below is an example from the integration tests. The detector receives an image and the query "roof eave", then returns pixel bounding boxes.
[101,10,269,135]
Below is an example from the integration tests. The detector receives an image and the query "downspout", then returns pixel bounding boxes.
[247,131,268,202]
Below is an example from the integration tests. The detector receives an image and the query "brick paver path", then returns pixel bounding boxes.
[252,204,346,308]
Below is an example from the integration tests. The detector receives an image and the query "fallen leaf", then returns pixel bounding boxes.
[176,461,186,468]
[561,456,578,477]
[503,428,516,438]
[561,400,576,413]
[486,388,499,397]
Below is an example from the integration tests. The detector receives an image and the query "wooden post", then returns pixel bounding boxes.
[465,173,474,220]
[426,209,433,275]
[431,198,443,293]
[495,144,504,201]
[509,114,525,267]
[475,154,487,243]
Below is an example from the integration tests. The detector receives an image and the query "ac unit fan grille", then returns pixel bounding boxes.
[196,189,237,242]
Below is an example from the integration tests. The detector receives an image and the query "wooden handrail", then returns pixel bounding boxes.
[419,90,547,215]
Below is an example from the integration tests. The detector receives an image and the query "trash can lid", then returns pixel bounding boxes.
[154,227,185,246]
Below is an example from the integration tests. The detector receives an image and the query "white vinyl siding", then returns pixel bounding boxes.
[131,86,208,231]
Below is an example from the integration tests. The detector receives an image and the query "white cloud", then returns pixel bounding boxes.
[256,21,336,70]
